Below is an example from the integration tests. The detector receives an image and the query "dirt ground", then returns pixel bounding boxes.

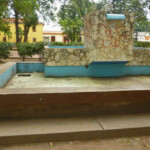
[0,136,150,150]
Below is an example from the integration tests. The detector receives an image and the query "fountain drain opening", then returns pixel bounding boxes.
[18,73,31,77]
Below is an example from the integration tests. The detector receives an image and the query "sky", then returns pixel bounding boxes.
[43,0,150,32]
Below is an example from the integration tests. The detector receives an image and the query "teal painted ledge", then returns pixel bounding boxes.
[124,66,150,76]
[49,46,84,49]
[45,62,150,77]
[45,61,128,77]
[45,66,88,77]
[107,14,125,20]
[17,63,44,73]
[88,62,127,77]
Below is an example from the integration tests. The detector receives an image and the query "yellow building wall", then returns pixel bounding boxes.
[0,23,43,43]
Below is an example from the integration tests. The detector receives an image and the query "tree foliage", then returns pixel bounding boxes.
[0,42,12,60]
[0,0,11,37]
[58,0,95,42]
[0,0,55,43]
[59,18,83,42]
[19,0,39,42]
[96,0,150,31]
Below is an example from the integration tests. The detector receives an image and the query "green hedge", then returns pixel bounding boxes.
[17,42,44,61]
[0,42,12,59]
[134,41,150,48]
[50,42,83,46]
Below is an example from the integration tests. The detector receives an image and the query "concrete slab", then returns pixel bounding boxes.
[0,113,150,144]
[5,73,150,91]
[98,113,150,130]
[0,117,101,137]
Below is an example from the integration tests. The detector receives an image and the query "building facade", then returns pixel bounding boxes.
[134,32,150,42]
[43,31,84,43]
[0,18,44,43]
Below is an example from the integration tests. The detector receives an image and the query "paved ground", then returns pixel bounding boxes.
[6,73,150,90]
[10,50,40,59]
[0,113,149,136]
[0,136,150,150]
[0,50,42,63]
[0,113,149,144]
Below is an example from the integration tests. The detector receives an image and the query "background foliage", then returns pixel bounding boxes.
[0,42,12,59]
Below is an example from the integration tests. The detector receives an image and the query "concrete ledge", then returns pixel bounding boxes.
[0,113,149,144]
[0,88,150,118]
[107,14,126,20]
[1,128,150,145]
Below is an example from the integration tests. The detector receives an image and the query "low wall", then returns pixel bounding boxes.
[17,63,44,73]
[0,63,16,88]
[44,47,150,67]
[128,48,150,66]
[45,61,127,77]
[44,48,88,66]
[0,88,150,118]
[44,47,150,77]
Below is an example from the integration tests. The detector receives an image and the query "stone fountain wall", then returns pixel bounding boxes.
[127,48,150,66]
[44,48,88,66]
[44,10,135,66]
[84,10,134,62]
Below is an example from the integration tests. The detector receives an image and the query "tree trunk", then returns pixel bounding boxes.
[24,24,29,42]
[15,9,19,43]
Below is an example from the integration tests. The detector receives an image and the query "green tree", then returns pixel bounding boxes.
[59,18,83,42]
[58,0,95,42]
[23,13,38,42]
[36,0,55,21]
[10,0,24,43]
[9,0,55,43]
[18,0,38,42]
[96,0,150,31]
[70,0,96,19]
[0,0,11,37]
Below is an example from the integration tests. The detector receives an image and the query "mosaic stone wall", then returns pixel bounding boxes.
[44,48,88,66]
[84,10,134,62]
[127,49,150,66]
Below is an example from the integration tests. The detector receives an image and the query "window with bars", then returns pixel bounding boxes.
[33,38,36,42]
[32,27,36,32]
[3,37,6,42]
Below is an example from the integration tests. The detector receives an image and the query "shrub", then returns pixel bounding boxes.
[0,42,12,60]
[17,42,44,61]
[17,43,34,61]
[43,42,51,46]
[66,42,83,46]
[32,42,44,60]
[50,42,65,46]
[50,42,83,46]
[134,41,150,48]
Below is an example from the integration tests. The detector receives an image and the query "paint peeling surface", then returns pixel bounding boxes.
[5,73,150,90]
